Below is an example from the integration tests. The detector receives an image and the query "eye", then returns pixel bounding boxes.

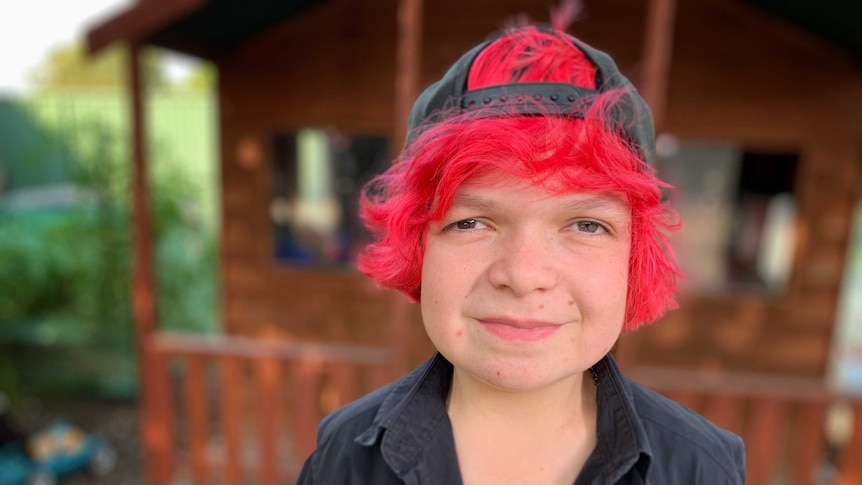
[574,220,607,234]
[444,219,486,231]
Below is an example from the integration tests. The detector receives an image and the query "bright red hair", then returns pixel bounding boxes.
[358,26,682,330]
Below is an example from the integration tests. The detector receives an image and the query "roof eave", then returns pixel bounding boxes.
[86,0,207,55]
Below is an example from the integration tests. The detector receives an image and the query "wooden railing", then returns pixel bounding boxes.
[142,332,394,485]
[634,367,862,485]
[139,333,862,485]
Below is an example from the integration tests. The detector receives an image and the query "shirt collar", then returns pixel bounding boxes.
[355,353,453,476]
[593,354,653,482]
[355,352,652,482]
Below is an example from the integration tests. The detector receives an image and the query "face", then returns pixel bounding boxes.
[420,172,631,392]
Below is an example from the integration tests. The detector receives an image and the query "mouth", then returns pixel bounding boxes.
[477,317,563,342]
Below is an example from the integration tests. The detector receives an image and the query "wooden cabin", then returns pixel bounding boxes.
[87,0,862,483]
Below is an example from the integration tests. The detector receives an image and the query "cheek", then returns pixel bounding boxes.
[419,248,449,329]
[582,247,629,288]
[420,243,478,346]
[420,241,477,301]
[575,249,630,322]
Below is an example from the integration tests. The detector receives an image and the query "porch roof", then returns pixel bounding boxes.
[87,0,325,59]
[88,0,862,62]
[743,0,862,62]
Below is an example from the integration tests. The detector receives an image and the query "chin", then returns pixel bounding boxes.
[471,359,578,393]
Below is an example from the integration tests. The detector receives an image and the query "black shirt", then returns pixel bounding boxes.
[296,353,746,484]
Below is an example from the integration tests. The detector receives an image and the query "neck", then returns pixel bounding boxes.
[446,368,597,430]
[446,367,599,485]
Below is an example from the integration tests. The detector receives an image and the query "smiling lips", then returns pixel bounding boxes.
[477,317,563,342]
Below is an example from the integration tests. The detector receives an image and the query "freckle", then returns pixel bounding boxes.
[568,300,574,305]
[539,304,545,309]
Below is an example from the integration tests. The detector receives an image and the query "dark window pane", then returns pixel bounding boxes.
[271,129,389,268]
[656,138,799,294]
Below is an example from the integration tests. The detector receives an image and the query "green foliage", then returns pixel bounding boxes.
[0,213,76,325]
[26,41,216,94]
[177,62,217,93]
[28,43,167,92]
[1,38,218,399]
[0,115,217,398]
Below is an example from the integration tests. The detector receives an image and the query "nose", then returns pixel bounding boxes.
[487,230,560,296]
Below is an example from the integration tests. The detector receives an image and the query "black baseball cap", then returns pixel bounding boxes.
[406,27,656,164]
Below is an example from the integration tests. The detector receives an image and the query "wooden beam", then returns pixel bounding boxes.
[86,0,205,55]
[640,0,677,131]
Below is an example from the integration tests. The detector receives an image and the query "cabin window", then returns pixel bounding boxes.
[656,138,799,295]
[829,202,862,392]
[270,129,389,268]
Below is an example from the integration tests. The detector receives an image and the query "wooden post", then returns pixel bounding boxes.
[640,0,678,131]
[392,0,423,151]
[128,42,164,485]
[616,0,677,372]
[389,0,424,377]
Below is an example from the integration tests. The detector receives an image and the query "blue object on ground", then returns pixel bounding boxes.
[0,420,116,485]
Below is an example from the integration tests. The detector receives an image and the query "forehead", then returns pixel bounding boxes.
[451,173,631,214]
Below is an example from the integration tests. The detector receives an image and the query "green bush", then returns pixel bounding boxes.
[0,119,217,399]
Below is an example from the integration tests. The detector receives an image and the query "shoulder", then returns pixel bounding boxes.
[298,364,431,484]
[297,381,401,485]
[628,380,746,484]
[316,359,437,443]
[316,379,397,445]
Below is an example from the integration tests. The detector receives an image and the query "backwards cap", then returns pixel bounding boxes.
[406,27,656,164]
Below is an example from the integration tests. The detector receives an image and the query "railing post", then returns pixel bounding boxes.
[330,362,355,409]
[256,357,281,485]
[293,359,322,464]
[185,355,208,485]
[837,401,862,485]
[791,400,827,485]
[142,345,175,485]
[144,333,394,482]
[744,398,789,485]
[703,392,744,435]
[219,355,242,485]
